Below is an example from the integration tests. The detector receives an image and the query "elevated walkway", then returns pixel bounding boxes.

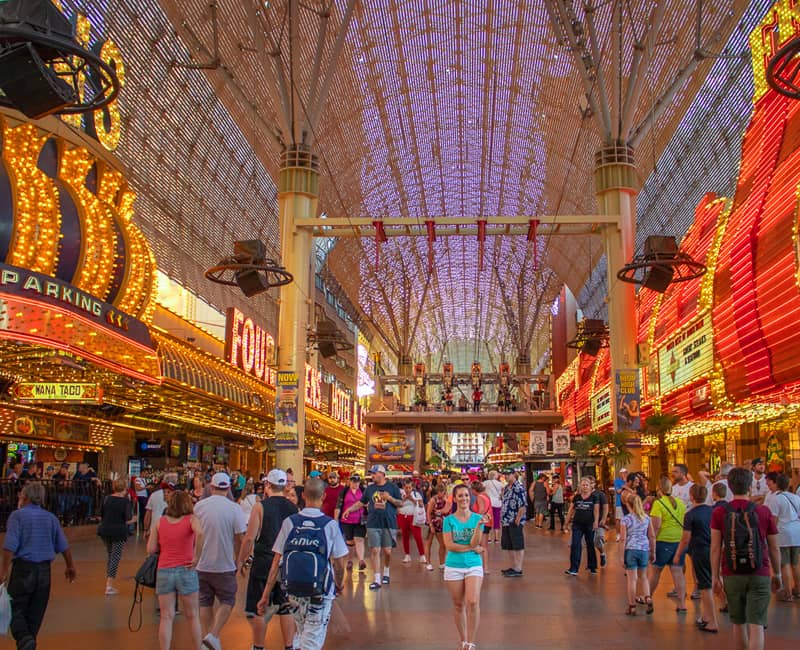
[365,407,562,432]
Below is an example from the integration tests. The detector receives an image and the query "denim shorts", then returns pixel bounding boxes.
[624,549,649,570]
[156,566,199,596]
[653,541,683,568]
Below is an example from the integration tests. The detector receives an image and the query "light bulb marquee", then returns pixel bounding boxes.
[559,0,800,444]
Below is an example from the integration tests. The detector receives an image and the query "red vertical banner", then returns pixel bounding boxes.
[425,220,436,274]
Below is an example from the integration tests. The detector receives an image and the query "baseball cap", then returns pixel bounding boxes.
[266,469,287,486]
[751,457,764,466]
[211,472,231,488]
[309,470,322,478]
[61,462,70,468]
[349,474,361,481]
[501,467,516,474]
[369,465,387,474]
[134,477,146,487]
[619,468,629,473]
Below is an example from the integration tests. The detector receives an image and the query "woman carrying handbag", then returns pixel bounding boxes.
[98,479,137,595]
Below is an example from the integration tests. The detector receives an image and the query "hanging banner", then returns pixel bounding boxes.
[275,371,299,448]
[368,428,416,463]
[615,369,641,431]
[529,430,547,455]
[552,429,571,455]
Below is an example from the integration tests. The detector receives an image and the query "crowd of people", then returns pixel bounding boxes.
[2,459,799,650]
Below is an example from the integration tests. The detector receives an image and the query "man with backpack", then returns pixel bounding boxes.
[711,467,781,650]
[238,469,298,650]
[258,477,347,650]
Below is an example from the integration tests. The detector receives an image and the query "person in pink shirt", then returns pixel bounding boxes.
[147,490,205,650]
[335,474,367,571]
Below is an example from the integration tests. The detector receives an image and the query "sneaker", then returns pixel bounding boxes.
[600,554,607,567]
[382,575,390,585]
[589,569,598,575]
[426,563,434,571]
[202,634,222,650]
[358,561,367,572]
[504,569,523,577]
[564,569,578,576]
[420,555,427,563]
[501,568,514,575]
[438,564,445,570]
[402,554,411,563]
[104,586,119,596]
[369,581,381,590]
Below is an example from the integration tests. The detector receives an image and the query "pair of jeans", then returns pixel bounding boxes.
[549,502,565,529]
[569,523,597,572]
[288,595,333,650]
[7,559,52,650]
[396,514,425,555]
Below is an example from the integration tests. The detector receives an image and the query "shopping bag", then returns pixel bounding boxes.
[413,505,427,527]
[0,584,12,636]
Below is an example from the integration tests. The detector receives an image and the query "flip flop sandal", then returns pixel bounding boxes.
[698,627,719,634]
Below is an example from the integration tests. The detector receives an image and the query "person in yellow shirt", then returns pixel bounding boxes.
[647,476,688,611]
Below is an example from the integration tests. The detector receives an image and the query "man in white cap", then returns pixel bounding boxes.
[194,472,248,650]
[342,464,402,590]
[238,469,299,650]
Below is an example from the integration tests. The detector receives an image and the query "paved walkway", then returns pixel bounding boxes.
[26,527,800,649]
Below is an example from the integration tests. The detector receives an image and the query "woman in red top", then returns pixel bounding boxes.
[147,490,204,650]
[471,481,493,574]
[425,483,450,571]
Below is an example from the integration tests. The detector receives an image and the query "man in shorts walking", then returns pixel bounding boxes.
[342,465,402,590]
[238,469,298,650]
[711,467,781,650]
[194,472,247,650]
[529,474,549,529]
[500,468,527,577]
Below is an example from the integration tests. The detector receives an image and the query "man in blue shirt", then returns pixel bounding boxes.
[0,482,76,650]
[500,468,528,577]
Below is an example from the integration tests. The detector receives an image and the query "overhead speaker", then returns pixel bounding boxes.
[0,42,76,118]
[581,338,602,356]
[234,269,270,297]
[318,341,337,358]
[642,264,674,293]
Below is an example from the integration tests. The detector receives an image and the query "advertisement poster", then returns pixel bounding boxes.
[367,428,415,463]
[529,430,547,455]
[275,371,299,449]
[552,429,571,455]
[615,369,641,431]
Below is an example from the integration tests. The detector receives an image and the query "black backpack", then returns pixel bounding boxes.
[128,553,158,632]
[721,502,764,574]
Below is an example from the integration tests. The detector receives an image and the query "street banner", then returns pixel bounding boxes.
[529,430,547,455]
[552,429,571,455]
[275,371,299,448]
[615,369,641,431]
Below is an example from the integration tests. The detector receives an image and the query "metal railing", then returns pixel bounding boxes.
[0,478,109,532]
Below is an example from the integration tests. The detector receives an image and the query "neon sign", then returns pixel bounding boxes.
[225,307,276,385]
[53,1,126,150]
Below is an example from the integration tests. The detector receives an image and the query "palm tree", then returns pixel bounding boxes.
[645,413,680,478]
[573,431,633,491]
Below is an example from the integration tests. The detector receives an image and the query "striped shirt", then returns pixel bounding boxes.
[3,504,69,562]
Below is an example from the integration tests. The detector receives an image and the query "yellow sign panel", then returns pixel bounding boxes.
[15,383,103,404]
[591,388,612,428]
[657,317,714,395]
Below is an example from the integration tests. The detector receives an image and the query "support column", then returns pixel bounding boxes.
[595,144,638,431]
[276,146,319,476]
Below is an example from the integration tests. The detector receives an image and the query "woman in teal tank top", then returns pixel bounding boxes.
[443,484,489,650]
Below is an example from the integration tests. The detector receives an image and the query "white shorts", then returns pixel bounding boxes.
[443,566,484,581]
